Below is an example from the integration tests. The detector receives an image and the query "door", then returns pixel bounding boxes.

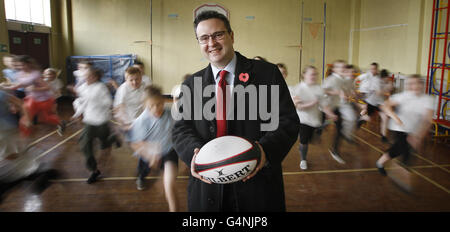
[8,30,50,69]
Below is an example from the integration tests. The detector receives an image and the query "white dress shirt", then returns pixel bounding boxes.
[210,52,237,119]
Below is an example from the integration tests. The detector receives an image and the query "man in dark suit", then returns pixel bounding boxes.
[172,10,299,212]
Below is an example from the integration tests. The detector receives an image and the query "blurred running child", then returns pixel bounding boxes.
[291,66,337,170]
[73,67,120,184]
[113,67,147,190]
[2,55,65,137]
[322,60,349,164]
[113,66,146,126]
[339,64,358,141]
[43,68,63,100]
[126,85,179,211]
[0,88,59,202]
[133,61,152,87]
[376,74,434,175]
[355,62,380,100]
[357,69,393,143]
[2,54,25,99]
[67,60,93,95]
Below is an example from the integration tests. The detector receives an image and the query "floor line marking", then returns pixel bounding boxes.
[409,168,450,194]
[34,128,83,160]
[353,134,450,194]
[50,164,450,183]
[360,126,450,174]
[27,120,79,148]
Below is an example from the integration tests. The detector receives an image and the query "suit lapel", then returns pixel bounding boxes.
[229,52,254,133]
[233,52,254,88]
[201,65,217,135]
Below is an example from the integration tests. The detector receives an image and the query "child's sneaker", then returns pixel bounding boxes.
[329,149,346,164]
[136,177,145,191]
[300,160,308,170]
[87,170,101,184]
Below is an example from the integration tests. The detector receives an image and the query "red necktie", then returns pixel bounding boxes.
[216,70,228,137]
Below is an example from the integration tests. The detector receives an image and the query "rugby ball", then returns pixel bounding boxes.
[194,136,261,184]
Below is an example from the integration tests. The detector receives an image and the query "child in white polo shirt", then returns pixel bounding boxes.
[133,61,152,87]
[376,74,434,175]
[113,66,148,190]
[322,60,349,164]
[292,66,337,170]
[113,67,146,126]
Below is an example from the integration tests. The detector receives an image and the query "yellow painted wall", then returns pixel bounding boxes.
[324,0,352,71]
[0,0,9,71]
[152,0,305,90]
[49,0,74,85]
[71,0,152,79]
[356,0,427,75]
[68,0,355,92]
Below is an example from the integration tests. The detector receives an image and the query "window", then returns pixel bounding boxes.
[4,0,51,27]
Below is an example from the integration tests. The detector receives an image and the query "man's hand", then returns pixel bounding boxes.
[243,141,266,182]
[190,148,212,184]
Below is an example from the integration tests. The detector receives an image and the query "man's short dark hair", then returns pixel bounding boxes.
[193,11,232,35]
[371,62,379,67]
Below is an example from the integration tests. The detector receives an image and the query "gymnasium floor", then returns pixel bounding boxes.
[0,98,449,212]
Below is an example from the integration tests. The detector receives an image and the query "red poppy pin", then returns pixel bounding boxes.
[239,73,249,83]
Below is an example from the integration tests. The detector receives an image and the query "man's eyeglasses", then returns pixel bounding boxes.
[197,31,227,44]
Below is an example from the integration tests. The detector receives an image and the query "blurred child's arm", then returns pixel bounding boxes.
[130,141,162,169]
[293,96,319,110]
[324,88,341,96]
[113,104,132,130]
[380,99,402,126]
[322,105,338,121]
[109,80,119,90]
[29,79,51,92]
[408,109,433,150]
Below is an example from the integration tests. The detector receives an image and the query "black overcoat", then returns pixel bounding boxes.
[172,52,300,212]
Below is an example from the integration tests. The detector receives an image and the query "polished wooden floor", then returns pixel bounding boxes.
[0,99,449,212]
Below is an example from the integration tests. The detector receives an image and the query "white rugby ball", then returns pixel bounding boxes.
[194,136,261,184]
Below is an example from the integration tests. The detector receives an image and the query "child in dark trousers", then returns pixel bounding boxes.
[72,68,119,184]
[126,85,179,211]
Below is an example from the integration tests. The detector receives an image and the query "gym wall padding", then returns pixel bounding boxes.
[66,54,136,86]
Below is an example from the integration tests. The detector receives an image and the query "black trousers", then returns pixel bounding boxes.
[332,109,343,152]
[387,131,412,164]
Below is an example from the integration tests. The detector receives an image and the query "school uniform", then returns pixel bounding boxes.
[16,71,60,136]
[291,82,327,144]
[172,52,300,212]
[323,73,356,152]
[127,108,178,177]
[76,81,116,171]
[357,72,379,94]
[113,82,146,124]
[386,91,434,163]
[322,73,346,132]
